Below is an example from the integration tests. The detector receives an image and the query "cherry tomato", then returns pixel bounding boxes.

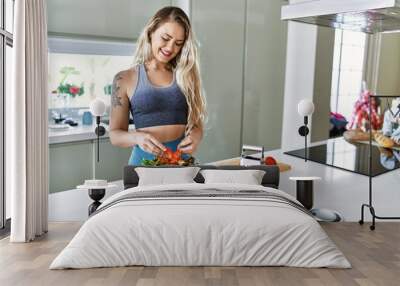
[163,148,173,160]
[264,156,277,165]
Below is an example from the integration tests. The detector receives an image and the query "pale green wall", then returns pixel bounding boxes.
[47,0,171,40]
[192,0,288,163]
[191,0,246,164]
[241,0,288,150]
[375,33,400,95]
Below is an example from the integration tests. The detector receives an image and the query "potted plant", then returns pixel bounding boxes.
[51,66,85,100]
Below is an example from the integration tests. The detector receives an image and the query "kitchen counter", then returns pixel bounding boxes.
[48,146,400,222]
[48,123,135,144]
[211,157,292,172]
[284,137,400,177]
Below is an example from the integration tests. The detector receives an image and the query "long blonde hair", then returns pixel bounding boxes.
[133,6,206,136]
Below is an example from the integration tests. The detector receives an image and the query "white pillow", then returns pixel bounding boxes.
[136,167,201,186]
[200,169,266,185]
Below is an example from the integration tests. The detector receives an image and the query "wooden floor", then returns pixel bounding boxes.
[0,222,399,286]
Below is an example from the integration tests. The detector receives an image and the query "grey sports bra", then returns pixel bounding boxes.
[130,64,188,129]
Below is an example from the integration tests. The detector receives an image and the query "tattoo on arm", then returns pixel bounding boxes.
[111,73,123,107]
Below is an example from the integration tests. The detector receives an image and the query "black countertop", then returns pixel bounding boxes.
[285,137,400,177]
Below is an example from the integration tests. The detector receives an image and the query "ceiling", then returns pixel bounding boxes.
[47,0,171,41]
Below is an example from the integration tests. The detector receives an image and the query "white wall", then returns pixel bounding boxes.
[311,27,335,142]
[281,0,336,149]
[281,21,318,151]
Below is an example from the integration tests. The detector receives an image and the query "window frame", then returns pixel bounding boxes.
[48,36,135,56]
[1,0,13,232]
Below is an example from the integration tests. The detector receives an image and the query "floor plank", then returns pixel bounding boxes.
[0,222,399,286]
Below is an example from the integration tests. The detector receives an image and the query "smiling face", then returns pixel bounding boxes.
[150,21,186,64]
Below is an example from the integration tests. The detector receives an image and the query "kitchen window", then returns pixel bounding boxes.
[48,37,135,124]
[331,29,367,121]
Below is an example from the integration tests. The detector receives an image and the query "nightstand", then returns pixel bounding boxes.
[289,177,321,210]
[77,183,117,215]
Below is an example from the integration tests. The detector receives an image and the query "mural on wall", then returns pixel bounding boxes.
[48,53,132,109]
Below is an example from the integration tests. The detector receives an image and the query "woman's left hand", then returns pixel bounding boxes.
[177,129,202,154]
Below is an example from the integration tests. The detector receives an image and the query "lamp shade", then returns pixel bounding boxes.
[297,99,315,116]
[89,99,106,116]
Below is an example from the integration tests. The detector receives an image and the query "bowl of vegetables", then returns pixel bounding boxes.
[141,148,196,166]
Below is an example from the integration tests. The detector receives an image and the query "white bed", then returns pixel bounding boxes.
[50,183,351,269]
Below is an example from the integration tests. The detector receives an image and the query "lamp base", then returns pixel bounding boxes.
[298,126,309,136]
[95,125,106,136]
[88,188,106,216]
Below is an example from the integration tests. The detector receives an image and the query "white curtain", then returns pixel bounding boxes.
[7,0,49,242]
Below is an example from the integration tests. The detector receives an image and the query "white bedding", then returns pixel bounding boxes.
[50,183,351,269]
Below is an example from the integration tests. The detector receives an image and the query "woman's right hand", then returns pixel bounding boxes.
[135,132,167,155]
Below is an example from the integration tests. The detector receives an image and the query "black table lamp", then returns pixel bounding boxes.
[297,99,315,162]
[82,98,108,216]
[89,99,106,162]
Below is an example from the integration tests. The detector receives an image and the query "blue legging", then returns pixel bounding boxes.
[128,136,190,165]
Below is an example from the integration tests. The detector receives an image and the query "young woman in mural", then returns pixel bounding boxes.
[109,6,206,165]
